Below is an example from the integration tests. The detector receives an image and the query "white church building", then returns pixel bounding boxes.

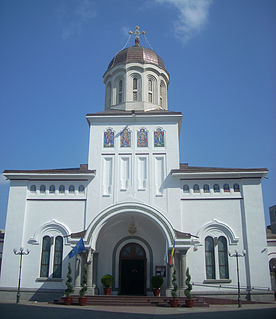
[0,30,273,302]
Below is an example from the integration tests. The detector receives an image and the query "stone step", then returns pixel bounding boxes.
[54,295,209,307]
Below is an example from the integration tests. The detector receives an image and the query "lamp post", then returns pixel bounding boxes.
[229,250,246,308]
[13,247,30,303]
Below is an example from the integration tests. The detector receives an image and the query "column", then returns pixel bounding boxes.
[179,251,187,296]
[74,254,81,289]
[87,250,95,295]
[166,252,174,296]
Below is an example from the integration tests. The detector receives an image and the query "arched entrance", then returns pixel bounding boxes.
[119,243,146,295]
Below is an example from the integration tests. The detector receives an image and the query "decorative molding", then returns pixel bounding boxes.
[28,219,71,245]
[197,219,239,245]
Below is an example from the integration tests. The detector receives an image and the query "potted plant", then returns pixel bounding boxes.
[79,263,88,306]
[64,263,74,305]
[170,267,178,307]
[151,275,164,296]
[184,267,194,307]
[101,274,113,295]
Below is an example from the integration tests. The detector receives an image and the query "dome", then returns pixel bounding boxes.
[107,43,167,72]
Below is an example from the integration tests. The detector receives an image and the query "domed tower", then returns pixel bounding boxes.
[103,27,169,112]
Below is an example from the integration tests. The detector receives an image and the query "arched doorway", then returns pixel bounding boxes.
[119,243,146,295]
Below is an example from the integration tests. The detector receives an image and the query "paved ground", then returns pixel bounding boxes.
[0,301,276,319]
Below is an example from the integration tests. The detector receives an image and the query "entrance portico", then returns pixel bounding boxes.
[73,202,192,296]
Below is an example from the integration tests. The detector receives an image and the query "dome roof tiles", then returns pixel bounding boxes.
[107,45,167,72]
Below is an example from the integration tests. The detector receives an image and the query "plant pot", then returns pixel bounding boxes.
[104,287,112,295]
[64,297,72,305]
[185,299,194,308]
[170,299,178,307]
[152,288,161,297]
[79,297,87,306]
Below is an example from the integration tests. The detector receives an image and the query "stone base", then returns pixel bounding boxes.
[0,287,64,302]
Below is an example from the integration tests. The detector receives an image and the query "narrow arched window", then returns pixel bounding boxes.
[205,236,215,279]
[218,236,229,279]
[40,185,46,193]
[203,184,210,193]
[30,185,36,192]
[59,185,65,193]
[40,236,51,277]
[223,184,230,192]
[69,185,75,193]
[160,80,166,108]
[213,184,220,193]
[193,184,200,193]
[118,79,123,104]
[133,78,137,101]
[183,184,190,193]
[78,185,85,193]
[233,184,240,192]
[53,236,63,278]
[49,185,55,193]
[148,79,153,103]
[106,82,111,107]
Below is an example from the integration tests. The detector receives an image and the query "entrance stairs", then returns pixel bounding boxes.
[54,295,209,307]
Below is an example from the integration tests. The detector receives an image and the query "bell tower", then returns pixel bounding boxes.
[103,26,170,112]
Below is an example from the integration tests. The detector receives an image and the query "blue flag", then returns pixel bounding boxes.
[68,238,86,258]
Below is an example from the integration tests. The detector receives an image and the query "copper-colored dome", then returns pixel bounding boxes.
[107,44,167,72]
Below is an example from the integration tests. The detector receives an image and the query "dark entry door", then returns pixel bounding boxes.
[119,243,146,295]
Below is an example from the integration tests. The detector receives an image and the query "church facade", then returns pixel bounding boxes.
[0,33,272,301]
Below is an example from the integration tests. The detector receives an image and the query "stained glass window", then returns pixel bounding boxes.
[120,128,131,147]
[233,184,240,192]
[40,236,51,277]
[193,184,200,193]
[205,236,215,279]
[49,185,55,193]
[104,129,114,148]
[203,184,210,193]
[213,184,220,193]
[137,128,148,147]
[218,236,229,279]
[223,184,230,192]
[183,185,190,193]
[53,236,63,278]
[154,128,164,147]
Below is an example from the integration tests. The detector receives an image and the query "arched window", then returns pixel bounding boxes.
[78,185,85,193]
[49,185,55,193]
[133,78,137,101]
[218,236,229,279]
[105,82,111,107]
[40,236,51,277]
[148,79,153,103]
[59,185,65,193]
[53,236,63,278]
[205,236,215,279]
[30,185,36,192]
[203,184,210,193]
[183,184,190,193]
[117,79,123,104]
[193,184,200,193]
[213,184,220,193]
[223,184,230,192]
[69,185,75,193]
[40,185,46,193]
[233,184,240,192]
[160,80,166,108]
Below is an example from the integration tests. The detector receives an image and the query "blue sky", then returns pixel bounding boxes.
[0,0,275,229]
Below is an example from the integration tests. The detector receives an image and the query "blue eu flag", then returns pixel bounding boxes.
[68,238,86,258]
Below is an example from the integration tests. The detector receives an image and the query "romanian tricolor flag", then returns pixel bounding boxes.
[169,240,175,266]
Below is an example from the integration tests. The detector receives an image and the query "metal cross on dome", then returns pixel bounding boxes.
[129,26,146,46]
